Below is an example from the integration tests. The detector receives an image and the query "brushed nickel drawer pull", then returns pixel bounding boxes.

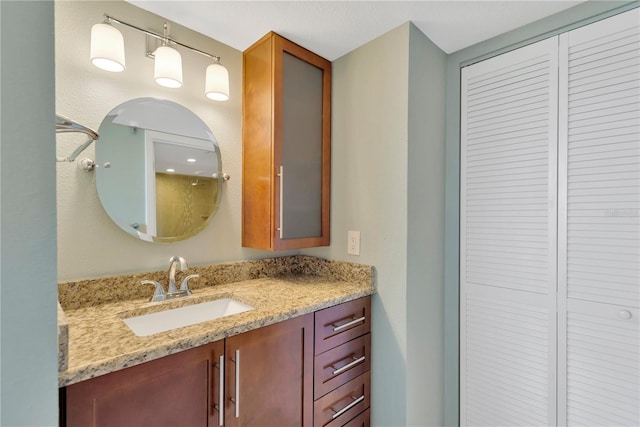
[332,316,366,332]
[332,356,366,375]
[331,395,365,420]
[278,165,283,239]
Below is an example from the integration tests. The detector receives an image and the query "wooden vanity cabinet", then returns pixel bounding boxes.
[242,32,331,250]
[64,314,313,427]
[63,298,373,426]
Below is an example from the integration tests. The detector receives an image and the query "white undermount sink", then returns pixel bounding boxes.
[123,298,254,337]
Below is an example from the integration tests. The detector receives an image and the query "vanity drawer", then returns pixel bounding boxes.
[343,408,370,427]
[313,371,370,427]
[314,334,371,398]
[315,296,371,355]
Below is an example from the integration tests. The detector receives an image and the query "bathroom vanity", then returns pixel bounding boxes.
[58,256,374,426]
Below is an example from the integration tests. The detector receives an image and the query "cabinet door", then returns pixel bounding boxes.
[558,8,640,426]
[273,35,331,249]
[65,341,223,427]
[225,314,314,427]
[460,36,559,426]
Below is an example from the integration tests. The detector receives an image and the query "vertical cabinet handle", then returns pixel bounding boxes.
[217,355,224,426]
[230,349,241,418]
[278,165,284,239]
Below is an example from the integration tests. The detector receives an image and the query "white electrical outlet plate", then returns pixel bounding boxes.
[347,231,361,256]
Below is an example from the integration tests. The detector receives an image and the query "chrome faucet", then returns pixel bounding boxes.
[140,256,199,302]
[167,256,188,293]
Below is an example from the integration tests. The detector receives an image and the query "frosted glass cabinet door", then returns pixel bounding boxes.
[558,8,640,426]
[281,52,324,239]
[460,36,559,427]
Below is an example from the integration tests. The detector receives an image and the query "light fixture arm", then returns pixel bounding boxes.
[104,14,221,63]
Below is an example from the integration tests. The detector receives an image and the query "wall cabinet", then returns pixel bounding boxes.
[242,32,331,250]
[64,314,314,427]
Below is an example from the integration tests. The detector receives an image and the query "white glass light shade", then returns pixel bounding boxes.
[205,63,230,101]
[154,46,183,88]
[90,23,126,72]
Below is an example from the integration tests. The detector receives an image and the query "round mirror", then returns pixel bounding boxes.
[96,98,223,243]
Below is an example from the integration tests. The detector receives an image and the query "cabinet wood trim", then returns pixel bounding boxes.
[342,408,370,427]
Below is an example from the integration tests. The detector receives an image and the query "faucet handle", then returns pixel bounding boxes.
[141,280,165,302]
[179,274,199,296]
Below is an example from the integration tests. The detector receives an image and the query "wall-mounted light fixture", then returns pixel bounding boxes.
[90,14,229,101]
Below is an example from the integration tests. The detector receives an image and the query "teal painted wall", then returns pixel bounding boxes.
[443,2,639,425]
[304,24,411,425]
[0,1,58,425]
[407,23,447,426]
[304,22,448,425]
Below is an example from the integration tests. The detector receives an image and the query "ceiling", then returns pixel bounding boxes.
[128,0,584,60]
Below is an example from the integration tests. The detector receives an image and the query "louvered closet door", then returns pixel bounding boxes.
[558,8,640,427]
[460,37,558,427]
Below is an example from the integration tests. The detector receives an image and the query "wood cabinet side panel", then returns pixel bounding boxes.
[242,35,275,250]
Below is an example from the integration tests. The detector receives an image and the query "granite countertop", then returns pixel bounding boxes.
[58,256,375,387]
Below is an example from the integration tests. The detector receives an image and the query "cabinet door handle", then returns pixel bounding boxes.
[216,355,224,426]
[230,349,240,418]
[333,316,366,332]
[332,355,366,376]
[278,165,284,239]
[331,395,365,420]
